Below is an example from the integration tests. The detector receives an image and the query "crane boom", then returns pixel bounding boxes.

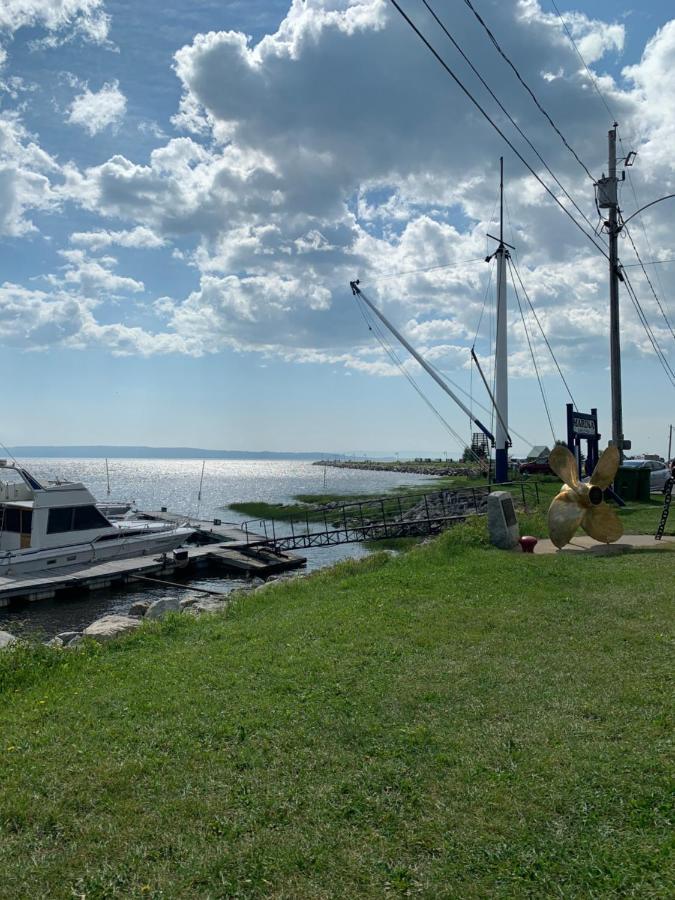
[350,280,495,444]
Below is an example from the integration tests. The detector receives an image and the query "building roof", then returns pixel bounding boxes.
[527,445,551,459]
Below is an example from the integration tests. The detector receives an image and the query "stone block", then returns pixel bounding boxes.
[487,491,520,550]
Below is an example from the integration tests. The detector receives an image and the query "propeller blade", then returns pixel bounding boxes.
[547,489,584,549]
[589,446,620,489]
[581,504,624,544]
[549,445,580,490]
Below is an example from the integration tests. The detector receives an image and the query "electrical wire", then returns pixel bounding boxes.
[461,0,595,182]
[385,0,609,260]
[420,0,603,240]
[622,223,675,345]
[549,0,616,124]
[623,257,675,268]
[621,267,675,389]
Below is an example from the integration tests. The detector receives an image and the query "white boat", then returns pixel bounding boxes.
[0,460,193,577]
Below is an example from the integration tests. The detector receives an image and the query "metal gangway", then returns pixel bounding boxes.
[239,483,540,553]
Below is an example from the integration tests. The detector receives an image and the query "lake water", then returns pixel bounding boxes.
[0,458,433,640]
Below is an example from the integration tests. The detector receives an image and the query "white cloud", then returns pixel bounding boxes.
[0,1,110,47]
[49,249,144,296]
[70,225,165,250]
[67,80,126,135]
[0,112,60,235]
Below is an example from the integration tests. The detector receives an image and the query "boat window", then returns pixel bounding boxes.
[73,505,110,530]
[48,506,111,533]
[1,508,32,533]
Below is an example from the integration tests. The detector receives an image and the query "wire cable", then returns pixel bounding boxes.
[622,223,675,345]
[508,257,578,408]
[420,0,603,240]
[621,268,675,388]
[386,0,609,260]
[549,0,616,123]
[375,256,485,280]
[462,0,595,182]
[509,260,557,440]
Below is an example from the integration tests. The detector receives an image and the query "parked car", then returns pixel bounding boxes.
[622,458,671,493]
[519,458,552,475]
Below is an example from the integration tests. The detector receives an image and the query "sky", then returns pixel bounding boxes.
[0,0,674,457]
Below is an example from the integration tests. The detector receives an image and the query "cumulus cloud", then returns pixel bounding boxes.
[67,80,126,135]
[0,0,110,47]
[0,112,60,235]
[1,0,674,389]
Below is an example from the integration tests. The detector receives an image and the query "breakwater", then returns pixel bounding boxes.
[314,459,485,478]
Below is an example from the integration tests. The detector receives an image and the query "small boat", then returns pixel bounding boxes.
[0,460,193,577]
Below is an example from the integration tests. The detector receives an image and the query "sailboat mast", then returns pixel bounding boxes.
[494,157,509,483]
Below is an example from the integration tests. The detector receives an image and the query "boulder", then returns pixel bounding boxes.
[145,597,181,620]
[45,636,64,648]
[83,615,142,643]
[128,600,151,617]
[183,598,228,616]
[56,631,81,644]
[0,630,17,649]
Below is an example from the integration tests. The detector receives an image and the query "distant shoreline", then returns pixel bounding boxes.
[7,446,348,461]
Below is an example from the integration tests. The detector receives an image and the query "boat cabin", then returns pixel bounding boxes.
[0,460,114,552]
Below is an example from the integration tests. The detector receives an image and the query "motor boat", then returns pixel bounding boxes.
[0,460,193,577]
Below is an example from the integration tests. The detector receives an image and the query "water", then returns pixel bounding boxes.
[0,458,433,640]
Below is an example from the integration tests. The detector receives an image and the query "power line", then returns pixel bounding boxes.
[621,268,675,389]
[623,257,675,268]
[622,223,675,345]
[420,0,603,240]
[549,0,616,124]
[461,0,595,182]
[386,0,609,260]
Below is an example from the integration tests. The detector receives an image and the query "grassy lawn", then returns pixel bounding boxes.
[0,521,672,897]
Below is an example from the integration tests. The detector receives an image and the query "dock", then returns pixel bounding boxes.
[0,517,306,606]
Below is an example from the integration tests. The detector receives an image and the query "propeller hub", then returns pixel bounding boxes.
[588,485,603,506]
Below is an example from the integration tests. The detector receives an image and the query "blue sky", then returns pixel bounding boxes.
[0,1,674,456]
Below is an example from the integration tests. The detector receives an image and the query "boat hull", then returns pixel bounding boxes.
[0,527,193,578]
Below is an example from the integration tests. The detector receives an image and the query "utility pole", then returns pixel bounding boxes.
[597,125,628,459]
[494,157,510,483]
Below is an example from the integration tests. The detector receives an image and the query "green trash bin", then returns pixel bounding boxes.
[615,466,639,501]
[635,467,651,502]
[615,466,651,502]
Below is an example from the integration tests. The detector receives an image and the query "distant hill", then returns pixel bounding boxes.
[8,446,347,461]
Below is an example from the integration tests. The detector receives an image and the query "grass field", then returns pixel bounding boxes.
[0,518,672,898]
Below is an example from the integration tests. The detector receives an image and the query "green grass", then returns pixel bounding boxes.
[0,521,672,898]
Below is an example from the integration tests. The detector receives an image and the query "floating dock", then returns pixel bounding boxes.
[0,516,306,607]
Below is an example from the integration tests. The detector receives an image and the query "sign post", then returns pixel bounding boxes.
[566,404,600,478]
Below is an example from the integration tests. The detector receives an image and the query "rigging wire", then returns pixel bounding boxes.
[621,268,675,389]
[622,257,675,268]
[508,260,557,441]
[508,257,578,408]
[622,223,675,345]
[353,291,487,464]
[461,0,595,182]
[375,257,485,279]
[386,0,609,260]
[421,0,603,239]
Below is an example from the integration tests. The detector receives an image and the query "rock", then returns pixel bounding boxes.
[145,597,182,620]
[487,491,520,550]
[0,630,17,649]
[56,631,81,644]
[45,636,64,648]
[83,614,142,643]
[66,635,84,648]
[129,600,151,617]
[183,598,227,616]
[179,596,198,609]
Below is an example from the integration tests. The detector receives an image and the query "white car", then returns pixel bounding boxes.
[622,459,672,493]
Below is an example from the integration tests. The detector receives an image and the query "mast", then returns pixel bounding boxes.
[350,281,495,444]
[494,157,510,483]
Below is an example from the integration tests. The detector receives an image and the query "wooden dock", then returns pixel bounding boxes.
[0,521,306,607]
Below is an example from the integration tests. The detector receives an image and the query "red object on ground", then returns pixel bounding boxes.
[519,536,538,553]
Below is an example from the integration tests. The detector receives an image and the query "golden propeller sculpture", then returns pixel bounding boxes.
[547,444,623,549]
